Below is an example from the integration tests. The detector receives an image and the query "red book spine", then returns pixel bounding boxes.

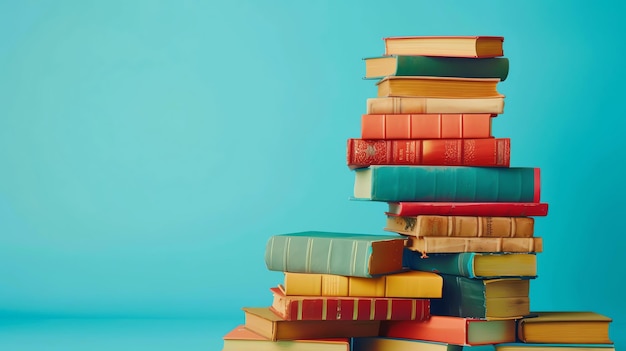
[347,138,510,169]
[387,202,549,217]
[361,113,493,139]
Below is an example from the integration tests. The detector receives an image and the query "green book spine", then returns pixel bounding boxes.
[378,56,509,80]
[354,166,540,202]
[404,252,478,278]
[264,231,404,278]
[431,274,489,318]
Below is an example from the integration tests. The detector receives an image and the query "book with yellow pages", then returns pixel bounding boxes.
[517,312,613,344]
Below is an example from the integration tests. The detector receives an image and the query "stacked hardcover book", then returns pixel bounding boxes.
[221,36,615,351]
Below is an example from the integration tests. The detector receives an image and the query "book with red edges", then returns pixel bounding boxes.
[269,286,430,321]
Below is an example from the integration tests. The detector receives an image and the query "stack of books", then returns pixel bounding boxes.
[221,36,615,351]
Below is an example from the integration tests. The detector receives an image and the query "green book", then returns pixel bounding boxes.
[353,166,540,202]
[364,55,509,80]
[264,231,406,278]
[431,274,531,319]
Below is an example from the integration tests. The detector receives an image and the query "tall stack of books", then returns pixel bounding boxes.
[221,36,615,351]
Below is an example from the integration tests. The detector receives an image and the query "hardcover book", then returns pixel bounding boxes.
[495,344,616,351]
[403,251,537,278]
[386,202,549,217]
[353,166,540,202]
[380,315,516,346]
[376,76,503,99]
[347,138,510,169]
[283,270,443,298]
[385,214,534,238]
[222,325,350,351]
[405,236,543,255]
[353,337,463,351]
[364,55,509,80]
[269,286,430,321]
[517,312,613,344]
[383,36,505,58]
[361,113,493,139]
[264,232,406,278]
[366,97,505,115]
[243,307,381,341]
[431,275,531,320]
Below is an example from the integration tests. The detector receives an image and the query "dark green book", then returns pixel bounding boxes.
[431,274,531,319]
[364,55,509,80]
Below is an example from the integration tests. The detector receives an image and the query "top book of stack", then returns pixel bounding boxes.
[383,36,504,58]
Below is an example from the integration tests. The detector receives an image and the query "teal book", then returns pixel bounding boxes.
[431,274,531,320]
[264,231,406,278]
[364,55,509,80]
[353,166,540,202]
[403,250,538,279]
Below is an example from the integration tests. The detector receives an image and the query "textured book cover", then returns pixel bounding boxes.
[431,274,530,320]
[366,97,505,115]
[387,202,549,217]
[265,232,406,278]
[403,251,537,279]
[347,138,510,169]
[360,113,493,139]
[353,166,540,202]
[269,286,430,321]
[406,236,543,255]
[385,214,534,238]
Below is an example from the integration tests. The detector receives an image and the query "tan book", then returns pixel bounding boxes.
[366,97,504,115]
[376,76,503,99]
[383,36,504,58]
[385,215,534,238]
[222,325,350,351]
[242,307,380,341]
[406,236,542,255]
[517,312,613,344]
[283,271,442,298]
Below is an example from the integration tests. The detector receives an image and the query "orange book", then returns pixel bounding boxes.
[361,113,493,139]
[380,315,516,346]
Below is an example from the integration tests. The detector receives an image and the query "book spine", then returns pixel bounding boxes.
[275,295,430,321]
[264,235,376,278]
[366,97,504,115]
[394,56,509,81]
[362,166,539,202]
[347,139,510,169]
[402,252,476,278]
[431,275,488,318]
[406,237,543,254]
[387,202,549,216]
[360,113,493,139]
[386,215,534,237]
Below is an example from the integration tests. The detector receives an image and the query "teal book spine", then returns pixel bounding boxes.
[264,231,406,278]
[367,56,510,80]
[353,166,540,202]
[403,251,480,278]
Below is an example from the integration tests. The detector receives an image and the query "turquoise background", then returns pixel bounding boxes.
[1,0,624,349]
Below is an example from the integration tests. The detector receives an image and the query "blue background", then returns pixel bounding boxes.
[1,1,624,350]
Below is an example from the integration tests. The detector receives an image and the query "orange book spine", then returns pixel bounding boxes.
[361,113,493,139]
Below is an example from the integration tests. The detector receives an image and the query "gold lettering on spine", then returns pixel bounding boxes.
[297,300,303,320]
[511,218,517,237]
[447,216,453,236]
[386,299,393,320]
[370,299,376,320]
[322,299,327,320]
[353,299,359,320]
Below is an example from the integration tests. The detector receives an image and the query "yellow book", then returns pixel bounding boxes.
[517,312,613,344]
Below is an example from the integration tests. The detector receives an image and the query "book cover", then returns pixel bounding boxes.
[495,344,616,351]
[385,214,534,238]
[386,202,549,217]
[243,307,380,341]
[347,138,510,169]
[380,315,516,346]
[353,337,464,351]
[366,97,505,115]
[403,251,537,278]
[364,55,509,80]
[517,312,613,344]
[265,231,406,278]
[223,325,350,351]
[405,236,543,255]
[376,76,503,99]
[283,270,443,298]
[361,113,493,139]
[383,36,504,58]
[269,286,430,321]
[431,275,530,320]
[353,166,540,202]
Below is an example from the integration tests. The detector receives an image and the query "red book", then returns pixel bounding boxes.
[387,202,549,217]
[380,315,516,346]
[362,113,494,139]
[347,138,510,169]
[269,286,430,322]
